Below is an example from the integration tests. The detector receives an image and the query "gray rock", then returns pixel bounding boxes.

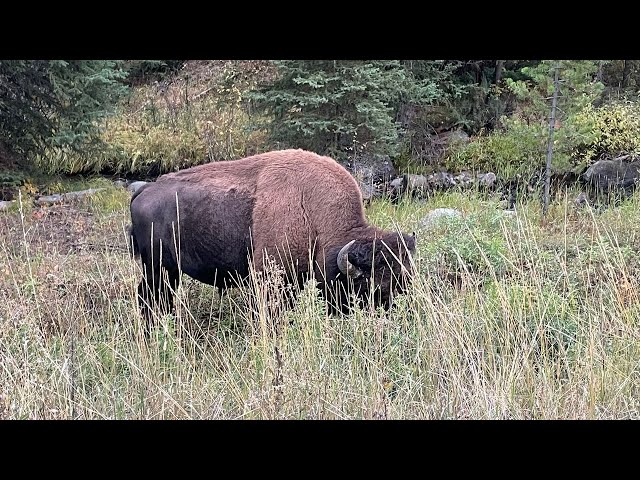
[387,176,406,200]
[389,177,404,191]
[575,191,589,207]
[406,174,429,193]
[427,171,457,189]
[114,179,128,189]
[477,172,497,188]
[420,208,464,228]
[0,200,15,211]
[127,181,149,194]
[454,172,475,187]
[344,154,397,186]
[441,129,470,145]
[582,157,640,194]
[35,188,106,206]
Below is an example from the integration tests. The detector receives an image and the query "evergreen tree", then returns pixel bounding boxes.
[502,60,604,172]
[0,60,128,160]
[248,60,452,160]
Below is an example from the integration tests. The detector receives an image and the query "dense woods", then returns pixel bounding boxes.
[3,59,640,183]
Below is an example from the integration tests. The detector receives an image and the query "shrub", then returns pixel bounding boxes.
[444,120,546,178]
[568,101,640,167]
[419,210,508,281]
[33,62,271,176]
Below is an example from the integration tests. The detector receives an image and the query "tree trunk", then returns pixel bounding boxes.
[596,60,603,83]
[622,60,631,88]
[495,60,505,84]
[543,64,560,217]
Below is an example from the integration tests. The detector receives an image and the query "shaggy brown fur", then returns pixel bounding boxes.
[129,149,415,317]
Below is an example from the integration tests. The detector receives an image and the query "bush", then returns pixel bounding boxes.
[445,101,640,179]
[419,210,508,280]
[568,101,640,166]
[444,120,546,178]
[35,63,270,176]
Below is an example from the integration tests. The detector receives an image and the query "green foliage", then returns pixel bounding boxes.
[505,61,603,119]
[87,186,132,214]
[98,119,209,175]
[420,210,508,279]
[248,60,453,160]
[445,121,546,178]
[422,61,537,135]
[484,281,579,357]
[122,60,185,85]
[445,61,607,176]
[600,60,640,100]
[0,60,129,161]
[0,170,27,201]
[568,101,640,165]
[36,63,270,175]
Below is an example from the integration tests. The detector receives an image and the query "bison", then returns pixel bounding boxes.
[128,149,416,319]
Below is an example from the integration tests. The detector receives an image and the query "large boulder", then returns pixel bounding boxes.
[127,181,150,195]
[343,154,397,202]
[408,125,471,167]
[477,172,497,188]
[582,157,640,195]
[343,154,397,187]
[420,208,464,229]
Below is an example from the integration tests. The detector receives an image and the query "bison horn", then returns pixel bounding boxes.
[337,240,362,278]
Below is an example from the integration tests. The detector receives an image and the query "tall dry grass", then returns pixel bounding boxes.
[1,187,639,419]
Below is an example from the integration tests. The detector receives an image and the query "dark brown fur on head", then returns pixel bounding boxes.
[321,231,416,313]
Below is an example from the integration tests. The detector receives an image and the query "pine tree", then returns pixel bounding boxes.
[0,60,128,161]
[248,60,452,161]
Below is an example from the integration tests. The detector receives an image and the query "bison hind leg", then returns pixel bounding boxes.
[136,263,180,332]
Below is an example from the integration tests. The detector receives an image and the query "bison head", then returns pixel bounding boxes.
[335,232,416,311]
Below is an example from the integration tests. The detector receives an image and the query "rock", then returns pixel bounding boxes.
[454,172,475,187]
[35,188,106,206]
[406,174,429,194]
[477,172,497,188]
[427,171,457,190]
[440,129,470,146]
[582,157,640,195]
[420,208,464,228]
[389,176,405,191]
[575,191,589,207]
[387,176,406,201]
[114,179,128,189]
[344,154,397,186]
[0,200,15,211]
[127,181,149,194]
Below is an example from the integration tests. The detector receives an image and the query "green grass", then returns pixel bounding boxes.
[1,187,640,419]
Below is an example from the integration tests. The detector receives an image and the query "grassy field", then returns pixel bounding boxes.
[1,183,639,419]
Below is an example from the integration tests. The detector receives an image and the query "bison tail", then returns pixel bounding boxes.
[126,224,140,258]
